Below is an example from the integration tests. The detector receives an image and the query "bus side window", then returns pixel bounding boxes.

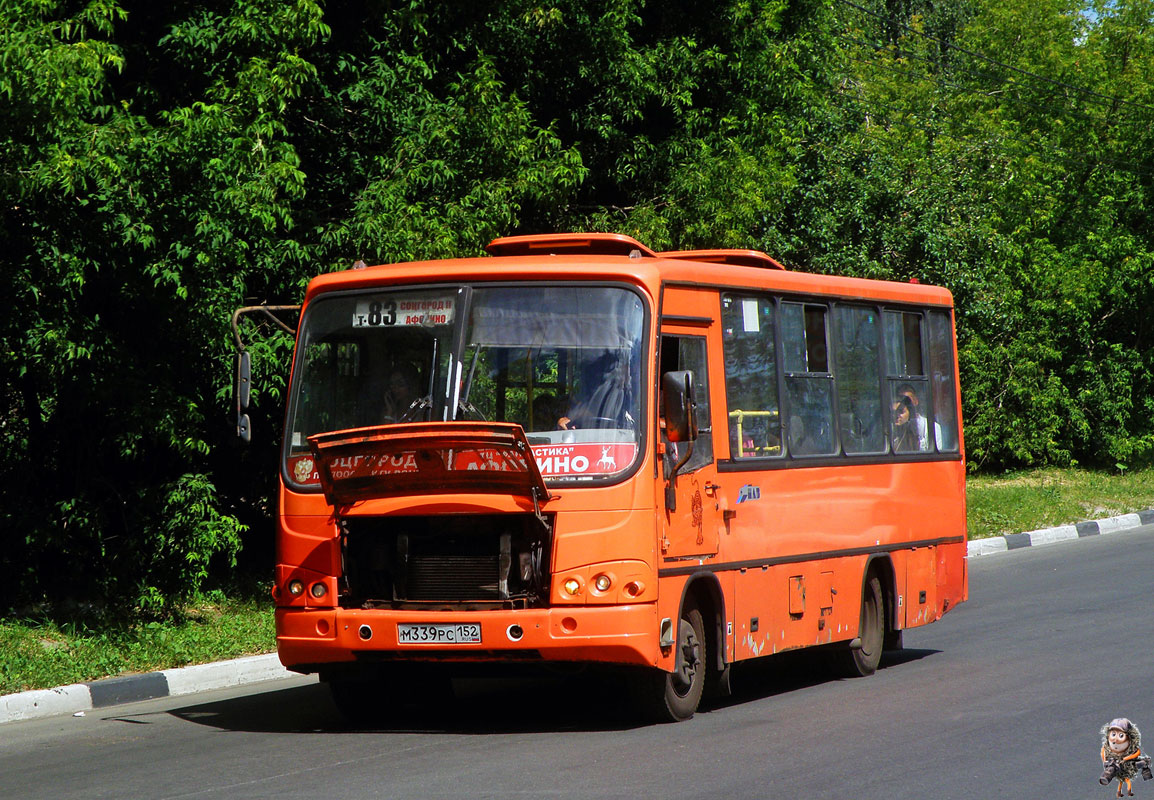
[884,311,931,453]
[660,335,713,471]
[782,302,836,456]
[928,310,960,452]
[833,305,885,454]
[721,294,782,458]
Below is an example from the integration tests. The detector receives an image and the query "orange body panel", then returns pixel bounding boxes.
[273,243,968,678]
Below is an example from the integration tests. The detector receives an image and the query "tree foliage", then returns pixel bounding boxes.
[3,0,1153,610]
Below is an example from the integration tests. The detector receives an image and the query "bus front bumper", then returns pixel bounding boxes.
[276,604,660,672]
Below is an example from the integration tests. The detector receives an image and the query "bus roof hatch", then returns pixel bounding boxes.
[657,249,786,270]
[486,232,658,259]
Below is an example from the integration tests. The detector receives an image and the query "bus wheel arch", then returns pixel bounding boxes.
[632,573,726,722]
[862,553,900,649]
[680,573,731,700]
[843,555,896,677]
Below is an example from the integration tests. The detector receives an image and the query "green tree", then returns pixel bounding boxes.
[807,0,1154,469]
[6,0,1154,616]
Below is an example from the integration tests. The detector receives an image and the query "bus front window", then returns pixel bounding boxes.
[284,284,646,487]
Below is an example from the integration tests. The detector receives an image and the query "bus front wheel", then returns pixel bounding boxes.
[632,601,706,722]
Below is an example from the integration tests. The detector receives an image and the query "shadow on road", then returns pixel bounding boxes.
[713,646,940,711]
[168,647,939,735]
[170,672,643,735]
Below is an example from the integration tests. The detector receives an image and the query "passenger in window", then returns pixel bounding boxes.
[891,385,929,452]
[382,363,421,422]
[728,425,756,458]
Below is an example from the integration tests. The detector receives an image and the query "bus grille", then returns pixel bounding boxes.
[406,555,501,601]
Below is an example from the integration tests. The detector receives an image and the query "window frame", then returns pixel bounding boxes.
[282,280,652,492]
[718,290,962,472]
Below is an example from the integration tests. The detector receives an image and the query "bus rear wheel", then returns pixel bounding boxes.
[632,602,706,722]
[842,574,885,677]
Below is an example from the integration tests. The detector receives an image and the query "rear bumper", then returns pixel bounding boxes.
[276,603,659,672]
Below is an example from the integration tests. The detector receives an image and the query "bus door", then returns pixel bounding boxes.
[659,332,722,561]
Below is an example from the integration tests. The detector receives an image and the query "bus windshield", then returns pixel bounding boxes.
[284,284,647,487]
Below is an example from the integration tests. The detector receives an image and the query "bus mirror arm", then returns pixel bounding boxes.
[236,351,251,443]
[229,304,301,443]
[673,439,695,475]
[664,439,695,512]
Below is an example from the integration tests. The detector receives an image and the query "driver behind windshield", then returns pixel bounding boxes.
[382,363,421,422]
[558,351,632,430]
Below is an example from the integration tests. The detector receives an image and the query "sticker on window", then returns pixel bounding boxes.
[531,443,638,478]
[352,296,455,328]
[742,299,760,333]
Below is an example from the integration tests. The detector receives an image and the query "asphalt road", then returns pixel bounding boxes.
[4,525,1153,800]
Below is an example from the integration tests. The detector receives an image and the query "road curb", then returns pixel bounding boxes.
[967,509,1154,558]
[1,653,293,725]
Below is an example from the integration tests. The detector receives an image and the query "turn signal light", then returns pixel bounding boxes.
[563,578,582,596]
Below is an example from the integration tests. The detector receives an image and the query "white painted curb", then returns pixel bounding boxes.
[2,653,292,725]
[1,684,92,723]
[163,654,293,697]
[967,510,1154,558]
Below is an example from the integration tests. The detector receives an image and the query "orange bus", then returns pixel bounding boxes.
[268,232,967,722]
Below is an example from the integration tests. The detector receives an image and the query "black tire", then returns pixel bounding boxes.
[632,602,706,722]
[843,574,885,677]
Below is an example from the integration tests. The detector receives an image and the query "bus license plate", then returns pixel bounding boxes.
[397,623,482,645]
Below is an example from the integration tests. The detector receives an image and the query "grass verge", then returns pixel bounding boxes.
[4,468,1154,696]
[0,592,274,697]
[967,467,1154,539]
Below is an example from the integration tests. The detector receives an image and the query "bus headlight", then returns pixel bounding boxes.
[288,579,305,597]
[553,561,653,604]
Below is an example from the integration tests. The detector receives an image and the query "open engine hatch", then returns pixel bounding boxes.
[307,422,550,508]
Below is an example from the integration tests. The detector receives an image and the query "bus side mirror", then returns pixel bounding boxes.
[236,351,251,442]
[662,370,698,443]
